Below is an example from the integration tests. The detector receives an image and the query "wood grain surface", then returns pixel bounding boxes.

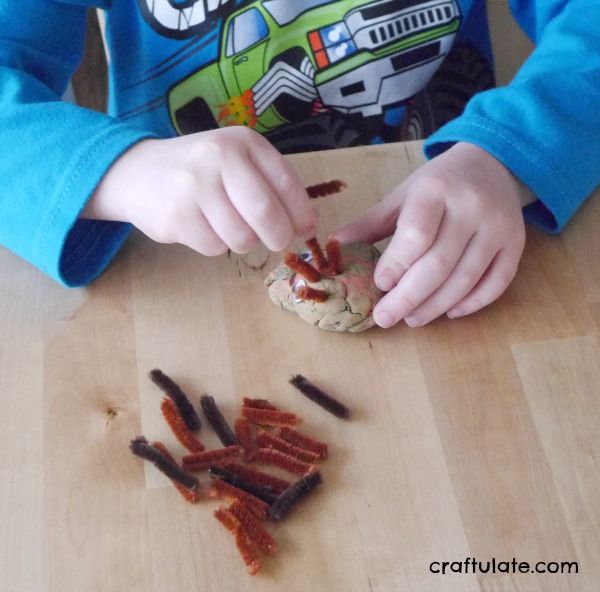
[1,141,599,592]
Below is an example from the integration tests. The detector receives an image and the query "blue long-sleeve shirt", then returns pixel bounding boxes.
[1,0,599,286]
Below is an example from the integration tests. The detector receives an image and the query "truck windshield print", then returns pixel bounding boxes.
[167,0,461,135]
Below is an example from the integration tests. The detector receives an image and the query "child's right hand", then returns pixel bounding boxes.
[83,127,317,254]
[331,142,528,327]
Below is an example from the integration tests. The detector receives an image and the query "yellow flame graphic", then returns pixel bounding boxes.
[217,89,257,128]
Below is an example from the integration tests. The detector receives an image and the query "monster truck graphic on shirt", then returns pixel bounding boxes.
[168,0,461,136]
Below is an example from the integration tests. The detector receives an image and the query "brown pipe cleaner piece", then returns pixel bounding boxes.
[208,479,269,519]
[255,447,316,476]
[305,238,328,271]
[161,398,206,452]
[242,397,278,410]
[229,501,277,555]
[289,374,351,419]
[268,471,323,521]
[214,505,240,535]
[325,239,344,275]
[296,285,329,303]
[276,426,328,459]
[283,253,321,282]
[256,431,321,463]
[223,462,290,495]
[152,441,202,503]
[200,394,239,446]
[234,417,258,461]
[306,180,346,199]
[129,436,200,492]
[214,507,261,575]
[234,528,261,576]
[242,406,301,427]
[182,445,240,471]
[149,369,201,431]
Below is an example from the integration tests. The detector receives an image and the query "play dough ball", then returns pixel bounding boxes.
[265,243,384,333]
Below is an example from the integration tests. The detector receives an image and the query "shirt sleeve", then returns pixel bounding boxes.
[0,0,158,286]
[424,0,600,233]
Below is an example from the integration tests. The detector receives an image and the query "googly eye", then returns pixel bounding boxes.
[292,279,306,292]
[292,278,307,302]
[298,250,313,262]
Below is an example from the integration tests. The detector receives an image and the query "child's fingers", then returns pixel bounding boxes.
[330,191,402,245]
[374,194,445,291]
[176,208,229,256]
[372,218,473,328]
[401,234,498,326]
[249,141,317,240]
[222,156,295,252]
[446,245,523,318]
[198,182,259,254]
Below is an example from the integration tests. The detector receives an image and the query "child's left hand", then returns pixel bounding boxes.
[331,142,531,328]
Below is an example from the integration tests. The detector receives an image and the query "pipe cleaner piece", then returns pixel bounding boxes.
[325,239,344,275]
[306,180,346,199]
[305,238,328,271]
[242,407,301,427]
[152,441,202,503]
[242,397,279,410]
[234,417,258,462]
[182,445,240,471]
[283,253,321,282]
[208,465,278,505]
[161,398,206,452]
[255,447,316,476]
[276,427,328,459]
[295,285,329,303]
[268,471,323,521]
[234,528,261,576]
[200,394,239,446]
[149,369,201,431]
[208,479,269,519]
[256,431,321,463]
[214,507,261,575]
[229,501,277,555]
[129,436,200,492]
[214,505,240,535]
[289,374,351,420]
[223,462,290,495]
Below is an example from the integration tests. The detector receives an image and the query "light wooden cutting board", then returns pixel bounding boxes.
[2,141,599,592]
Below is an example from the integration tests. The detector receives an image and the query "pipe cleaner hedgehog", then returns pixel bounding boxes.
[265,239,384,333]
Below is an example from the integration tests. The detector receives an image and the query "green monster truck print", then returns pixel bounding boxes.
[167,0,461,136]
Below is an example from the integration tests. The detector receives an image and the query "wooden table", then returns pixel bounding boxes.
[2,141,599,592]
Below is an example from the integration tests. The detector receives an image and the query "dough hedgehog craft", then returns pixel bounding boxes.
[265,238,384,333]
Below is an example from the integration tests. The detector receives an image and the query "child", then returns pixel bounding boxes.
[1,0,599,329]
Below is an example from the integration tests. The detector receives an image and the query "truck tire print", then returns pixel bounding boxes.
[174,97,219,134]
[137,0,236,39]
[400,42,495,140]
[265,112,364,154]
[426,42,495,128]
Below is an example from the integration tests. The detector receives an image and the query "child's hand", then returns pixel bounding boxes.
[332,142,530,328]
[83,127,317,254]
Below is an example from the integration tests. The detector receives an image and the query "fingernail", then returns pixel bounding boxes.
[447,308,463,319]
[404,315,422,328]
[374,309,395,328]
[376,269,396,292]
